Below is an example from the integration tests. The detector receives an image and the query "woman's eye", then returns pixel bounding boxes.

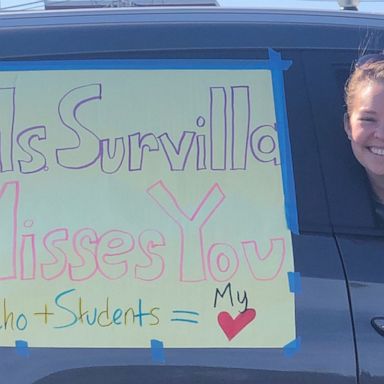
[359,117,376,123]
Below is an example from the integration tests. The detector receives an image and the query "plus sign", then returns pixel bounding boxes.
[33,304,54,324]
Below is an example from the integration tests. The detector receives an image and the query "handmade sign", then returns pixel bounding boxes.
[0,58,295,348]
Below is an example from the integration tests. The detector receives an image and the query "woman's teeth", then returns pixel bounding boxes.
[369,147,384,156]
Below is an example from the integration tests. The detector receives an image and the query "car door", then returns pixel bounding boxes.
[303,39,384,384]
[0,9,357,384]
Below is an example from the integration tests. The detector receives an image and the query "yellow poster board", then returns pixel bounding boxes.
[0,62,295,348]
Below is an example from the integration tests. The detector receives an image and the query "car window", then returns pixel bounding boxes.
[302,48,384,236]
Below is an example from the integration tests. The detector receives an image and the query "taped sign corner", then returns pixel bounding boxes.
[283,336,301,357]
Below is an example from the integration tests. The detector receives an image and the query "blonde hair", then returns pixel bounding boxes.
[345,60,384,114]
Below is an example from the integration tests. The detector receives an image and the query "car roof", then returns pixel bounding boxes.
[1,0,384,15]
[0,6,383,27]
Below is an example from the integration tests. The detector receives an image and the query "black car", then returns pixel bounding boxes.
[0,2,383,384]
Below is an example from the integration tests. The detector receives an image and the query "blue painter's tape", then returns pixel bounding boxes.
[0,59,280,72]
[288,271,302,294]
[151,339,165,364]
[283,336,301,357]
[268,48,299,235]
[15,340,29,357]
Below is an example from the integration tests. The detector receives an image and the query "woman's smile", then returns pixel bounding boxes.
[368,146,384,156]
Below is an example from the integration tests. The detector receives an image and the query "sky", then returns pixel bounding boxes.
[1,0,384,14]
[220,0,384,13]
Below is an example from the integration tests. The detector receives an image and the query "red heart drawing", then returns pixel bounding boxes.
[217,309,256,341]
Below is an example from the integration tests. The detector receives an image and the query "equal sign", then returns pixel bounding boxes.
[171,310,200,324]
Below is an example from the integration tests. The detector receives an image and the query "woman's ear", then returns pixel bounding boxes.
[344,112,352,140]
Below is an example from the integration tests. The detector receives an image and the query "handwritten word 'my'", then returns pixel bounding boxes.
[0,84,279,175]
[213,283,248,313]
[0,180,286,283]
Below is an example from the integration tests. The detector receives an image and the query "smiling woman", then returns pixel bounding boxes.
[344,55,384,226]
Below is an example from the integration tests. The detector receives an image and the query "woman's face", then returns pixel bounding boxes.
[345,80,384,178]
